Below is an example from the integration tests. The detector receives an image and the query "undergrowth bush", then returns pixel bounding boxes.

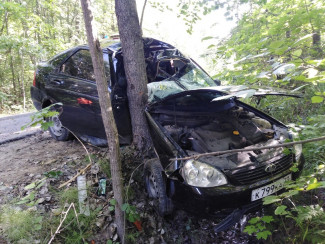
[0,206,44,243]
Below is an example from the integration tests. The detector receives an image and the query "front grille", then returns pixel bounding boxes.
[228,155,293,185]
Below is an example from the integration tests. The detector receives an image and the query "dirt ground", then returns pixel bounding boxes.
[0,131,89,186]
[0,131,259,243]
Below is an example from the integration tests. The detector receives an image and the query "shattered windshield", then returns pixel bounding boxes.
[147,58,216,102]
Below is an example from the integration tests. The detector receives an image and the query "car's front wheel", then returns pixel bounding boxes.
[144,158,174,216]
[47,113,71,141]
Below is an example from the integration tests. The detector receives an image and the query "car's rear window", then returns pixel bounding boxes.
[49,49,74,67]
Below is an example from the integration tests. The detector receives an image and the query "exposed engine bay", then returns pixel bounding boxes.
[151,103,290,169]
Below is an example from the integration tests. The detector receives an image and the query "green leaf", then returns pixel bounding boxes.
[306,182,322,191]
[128,215,135,223]
[122,203,128,211]
[15,199,29,205]
[34,224,42,230]
[275,205,288,215]
[290,166,299,172]
[293,34,313,46]
[244,225,257,235]
[256,230,271,240]
[201,36,213,41]
[24,182,36,190]
[261,215,274,224]
[292,49,302,57]
[35,180,46,189]
[248,217,260,224]
[109,199,116,206]
[263,195,281,205]
[311,96,324,103]
[280,190,299,198]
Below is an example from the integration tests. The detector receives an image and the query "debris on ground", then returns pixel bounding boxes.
[0,131,261,243]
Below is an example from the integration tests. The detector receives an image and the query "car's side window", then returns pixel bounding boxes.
[60,49,95,81]
[60,49,112,83]
[103,53,112,87]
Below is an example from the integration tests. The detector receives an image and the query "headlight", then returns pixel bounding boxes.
[181,160,227,187]
[294,143,302,161]
[291,132,303,162]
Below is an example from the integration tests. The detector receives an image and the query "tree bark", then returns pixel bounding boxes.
[80,0,125,241]
[9,48,17,100]
[115,0,152,152]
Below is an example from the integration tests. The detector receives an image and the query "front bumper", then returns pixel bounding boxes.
[167,155,304,216]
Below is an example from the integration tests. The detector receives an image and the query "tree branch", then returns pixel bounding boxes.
[170,136,325,161]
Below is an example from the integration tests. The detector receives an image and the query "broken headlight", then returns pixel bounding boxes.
[294,143,302,161]
[291,132,303,162]
[181,160,227,187]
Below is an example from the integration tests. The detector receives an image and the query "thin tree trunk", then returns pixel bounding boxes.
[140,0,147,31]
[312,31,322,57]
[0,11,8,36]
[9,48,17,100]
[19,49,26,111]
[115,0,152,152]
[80,0,125,241]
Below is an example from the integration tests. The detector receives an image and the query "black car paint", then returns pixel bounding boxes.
[32,45,133,144]
[145,94,304,214]
[31,38,304,219]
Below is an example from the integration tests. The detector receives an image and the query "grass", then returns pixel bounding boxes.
[0,206,44,242]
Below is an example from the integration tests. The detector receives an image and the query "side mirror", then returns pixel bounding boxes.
[214,79,221,86]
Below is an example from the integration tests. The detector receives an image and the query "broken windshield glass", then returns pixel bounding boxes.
[147,58,217,102]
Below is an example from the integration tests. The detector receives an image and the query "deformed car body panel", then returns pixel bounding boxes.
[31,37,304,224]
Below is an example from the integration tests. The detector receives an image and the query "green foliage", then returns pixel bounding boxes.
[0,206,43,242]
[261,162,325,243]
[21,103,62,130]
[209,1,325,242]
[99,157,111,178]
[109,199,140,223]
[244,216,274,240]
[0,0,117,113]
[44,170,63,179]
[211,0,325,108]
[15,177,47,206]
[59,187,79,206]
[122,203,140,223]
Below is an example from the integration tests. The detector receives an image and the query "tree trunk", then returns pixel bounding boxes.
[312,31,322,57]
[80,0,125,241]
[19,49,26,111]
[9,48,17,101]
[115,0,152,152]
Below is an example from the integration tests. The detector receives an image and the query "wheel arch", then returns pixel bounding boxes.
[42,99,52,109]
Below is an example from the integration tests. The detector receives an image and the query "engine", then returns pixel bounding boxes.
[162,106,275,153]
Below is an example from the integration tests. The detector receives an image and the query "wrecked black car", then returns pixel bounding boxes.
[31,38,304,228]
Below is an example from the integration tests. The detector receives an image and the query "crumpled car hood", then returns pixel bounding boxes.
[148,85,301,107]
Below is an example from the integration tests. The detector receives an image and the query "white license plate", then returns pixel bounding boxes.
[251,174,292,201]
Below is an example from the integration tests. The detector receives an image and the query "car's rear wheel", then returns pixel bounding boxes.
[47,112,71,141]
[144,158,174,216]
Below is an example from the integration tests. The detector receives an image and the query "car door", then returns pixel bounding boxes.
[45,49,101,137]
[100,52,133,144]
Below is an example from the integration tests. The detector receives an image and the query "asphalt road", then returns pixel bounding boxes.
[0,112,41,145]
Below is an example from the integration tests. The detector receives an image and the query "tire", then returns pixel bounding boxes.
[47,111,71,141]
[144,158,174,216]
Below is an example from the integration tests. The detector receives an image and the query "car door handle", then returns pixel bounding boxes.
[114,94,125,101]
[50,80,64,85]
